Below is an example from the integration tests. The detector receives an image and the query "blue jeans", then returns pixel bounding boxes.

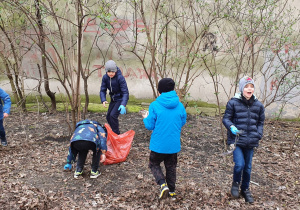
[233,146,254,191]
[0,119,6,141]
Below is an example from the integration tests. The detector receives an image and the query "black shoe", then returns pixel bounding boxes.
[159,183,169,200]
[231,182,240,198]
[168,192,177,201]
[241,189,254,203]
[1,139,7,146]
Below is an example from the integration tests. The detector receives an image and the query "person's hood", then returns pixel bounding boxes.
[233,92,257,100]
[156,90,179,109]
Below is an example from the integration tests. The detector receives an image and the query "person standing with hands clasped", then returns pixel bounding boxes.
[222,76,265,203]
[142,78,187,200]
[100,60,129,135]
[0,88,11,146]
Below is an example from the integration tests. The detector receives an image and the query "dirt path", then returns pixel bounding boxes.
[0,112,299,209]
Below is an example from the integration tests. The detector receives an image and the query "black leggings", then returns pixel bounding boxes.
[149,151,177,192]
[71,141,101,172]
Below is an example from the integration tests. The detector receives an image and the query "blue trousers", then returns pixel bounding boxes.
[106,100,122,135]
[0,119,6,141]
[233,146,254,191]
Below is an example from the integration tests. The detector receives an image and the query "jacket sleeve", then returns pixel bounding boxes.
[257,103,265,139]
[0,89,11,114]
[100,76,107,103]
[181,104,187,127]
[66,146,77,164]
[118,76,129,106]
[97,125,107,151]
[222,100,234,130]
[143,103,156,130]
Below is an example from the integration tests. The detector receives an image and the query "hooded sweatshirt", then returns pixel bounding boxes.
[143,90,187,154]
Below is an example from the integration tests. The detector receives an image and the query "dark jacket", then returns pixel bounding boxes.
[66,120,107,163]
[100,67,129,106]
[222,93,265,148]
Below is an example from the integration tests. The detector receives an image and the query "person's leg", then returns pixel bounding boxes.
[241,148,254,191]
[149,151,165,184]
[0,119,7,146]
[107,100,122,134]
[90,144,101,172]
[72,141,89,172]
[231,146,245,197]
[240,148,254,203]
[233,146,245,183]
[149,151,169,199]
[164,153,177,193]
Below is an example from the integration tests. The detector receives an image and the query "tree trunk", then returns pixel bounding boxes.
[35,0,56,112]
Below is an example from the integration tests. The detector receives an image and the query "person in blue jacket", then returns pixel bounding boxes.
[222,76,265,203]
[142,78,187,200]
[63,120,107,179]
[100,60,129,135]
[0,88,11,146]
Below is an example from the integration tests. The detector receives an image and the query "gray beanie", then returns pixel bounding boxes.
[105,60,117,72]
[239,76,255,92]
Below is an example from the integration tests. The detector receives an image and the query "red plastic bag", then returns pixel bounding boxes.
[103,123,135,165]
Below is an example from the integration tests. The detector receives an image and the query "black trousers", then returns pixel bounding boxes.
[71,141,101,172]
[0,119,6,141]
[106,100,122,134]
[149,151,178,192]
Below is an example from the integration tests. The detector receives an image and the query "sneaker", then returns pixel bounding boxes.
[241,189,254,203]
[168,192,177,201]
[231,182,240,198]
[1,139,7,146]
[74,170,83,179]
[90,170,101,179]
[159,183,169,200]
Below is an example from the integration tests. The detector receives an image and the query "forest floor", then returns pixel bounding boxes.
[0,112,299,209]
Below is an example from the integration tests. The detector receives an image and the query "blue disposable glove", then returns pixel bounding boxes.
[118,105,126,114]
[64,163,72,170]
[230,125,239,135]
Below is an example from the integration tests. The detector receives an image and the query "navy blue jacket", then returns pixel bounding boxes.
[222,93,265,148]
[66,120,107,163]
[100,67,129,106]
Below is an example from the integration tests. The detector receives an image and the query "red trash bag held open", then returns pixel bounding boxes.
[103,123,135,165]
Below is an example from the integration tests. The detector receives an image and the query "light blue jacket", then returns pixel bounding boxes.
[143,90,187,154]
[0,88,11,120]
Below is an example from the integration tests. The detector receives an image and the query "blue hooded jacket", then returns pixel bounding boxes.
[100,67,129,106]
[222,93,265,148]
[143,90,187,154]
[0,88,11,120]
[66,120,107,163]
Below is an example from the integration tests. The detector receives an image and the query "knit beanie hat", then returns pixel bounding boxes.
[158,78,175,94]
[105,60,117,72]
[239,76,255,92]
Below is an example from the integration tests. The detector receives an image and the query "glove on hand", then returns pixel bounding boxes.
[229,144,235,150]
[230,125,239,135]
[64,163,72,170]
[118,105,126,114]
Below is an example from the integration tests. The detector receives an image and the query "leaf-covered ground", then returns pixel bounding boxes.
[0,112,299,209]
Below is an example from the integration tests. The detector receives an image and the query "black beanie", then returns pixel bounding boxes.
[158,78,175,94]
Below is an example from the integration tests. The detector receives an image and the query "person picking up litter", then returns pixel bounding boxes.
[100,60,129,135]
[64,120,107,179]
[142,78,187,200]
[222,76,265,203]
